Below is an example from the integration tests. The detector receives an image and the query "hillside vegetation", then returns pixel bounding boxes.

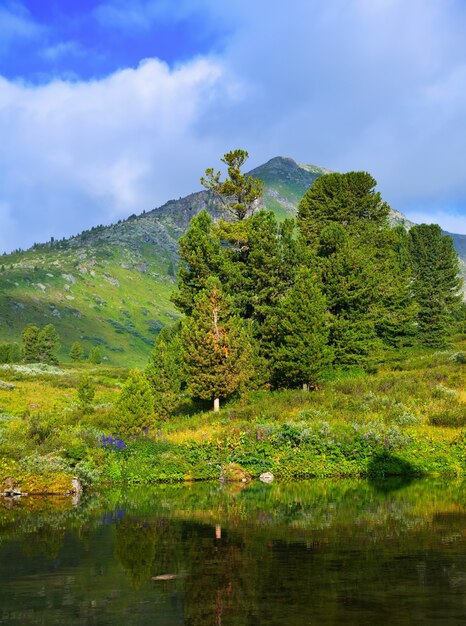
[0,339,465,490]
[0,151,465,493]
[1,156,463,366]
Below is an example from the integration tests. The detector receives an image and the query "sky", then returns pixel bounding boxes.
[1,0,466,253]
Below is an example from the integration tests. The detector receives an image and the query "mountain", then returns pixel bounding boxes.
[0,157,464,365]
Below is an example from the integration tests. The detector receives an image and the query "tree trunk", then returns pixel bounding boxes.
[214,397,220,412]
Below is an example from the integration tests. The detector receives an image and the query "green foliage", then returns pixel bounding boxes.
[172,210,224,316]
[22,324,40,363]
[77,374,96,412]
[298,171,390,245]
[89,346,102,364]
[181,279,254,409]
[0,342,11,363]
[146,323,183,419]
[297,172,416,366]
[37,324,60,364]
[22,324,60,364]
[70,341,84,361]
[428,397,466,427]
[408,224,463,347]
[9,342,21,363]
[273,267,333,388]
[113,369,155,436]
[201,149,265,221]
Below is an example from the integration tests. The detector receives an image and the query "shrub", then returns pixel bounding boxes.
[429,403,466,427]
[113,369,155,436]
[89,347,102,364]
[77,374,95,412]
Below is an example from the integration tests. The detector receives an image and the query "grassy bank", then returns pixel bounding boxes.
[0,340,465,491]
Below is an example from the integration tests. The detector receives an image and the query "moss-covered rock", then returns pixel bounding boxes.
[219,463,252,483]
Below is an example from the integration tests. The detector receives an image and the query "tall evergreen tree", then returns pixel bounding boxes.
[172,210,224,316]
[297,172,415,365]
[22,325,40,362]
[273,268,332,389]
[408,224,462,347]
[146,323,183,419]
[201,149,264,221]
[37,324,60,364]
[181,279,254,411]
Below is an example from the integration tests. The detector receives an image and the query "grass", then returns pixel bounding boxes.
[0,242,177,368]
[0,339,464,491]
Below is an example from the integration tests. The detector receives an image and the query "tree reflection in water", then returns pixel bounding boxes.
[1,479,466,625]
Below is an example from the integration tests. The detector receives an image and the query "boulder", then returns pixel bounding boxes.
[219,463,252,483]
[259,472,275,484]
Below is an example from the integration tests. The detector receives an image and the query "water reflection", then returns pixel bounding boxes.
[1,478,466,625]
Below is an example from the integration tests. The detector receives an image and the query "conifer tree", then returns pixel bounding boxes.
[201,149,264,221]
[408,224,462,347]
[298,171,390,244]
[0,342,10,363]
[114,369,155,436]
[181,279,254,411]
[22,324,40,362]
[37,324,60,364]
[172,210,224,316]
[273,268,332,389]
[89,346,102,364]
[146,324,183,419]
[70,341,84,361]
[298,172,415,365]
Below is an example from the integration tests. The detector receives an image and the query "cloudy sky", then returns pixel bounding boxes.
[1,0,466,252]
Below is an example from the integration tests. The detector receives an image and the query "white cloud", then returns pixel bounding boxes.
[2,0,466,252]
[0,57,228,251]
[191,0,466,233]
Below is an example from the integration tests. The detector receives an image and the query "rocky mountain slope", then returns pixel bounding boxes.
[0,157,464,365]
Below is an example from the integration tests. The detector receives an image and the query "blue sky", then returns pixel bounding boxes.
[1,0,466,252]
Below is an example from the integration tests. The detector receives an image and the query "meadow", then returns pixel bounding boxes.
[0,336,465,493]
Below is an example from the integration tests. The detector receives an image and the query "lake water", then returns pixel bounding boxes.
[1,478,466,625]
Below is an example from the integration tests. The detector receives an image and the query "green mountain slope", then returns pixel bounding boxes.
[0,157,464,365]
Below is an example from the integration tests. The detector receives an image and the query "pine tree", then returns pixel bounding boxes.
[172,210,224,316]
[146,324,183,419]
[217,211,297,320]
[114,369,155,436]
[297,172,415,365]
[201,149,264,221]
[22,325,40,362]
[0,343,10,364]
[70,341,84,362]
[273,268,333,389]
[37,324,60,364]
[181,279,254,411]
[408,224,462,347]
[89,346,102,364]
[298,171,390,245]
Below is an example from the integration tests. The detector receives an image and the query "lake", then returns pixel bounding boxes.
[1,478,466,625]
